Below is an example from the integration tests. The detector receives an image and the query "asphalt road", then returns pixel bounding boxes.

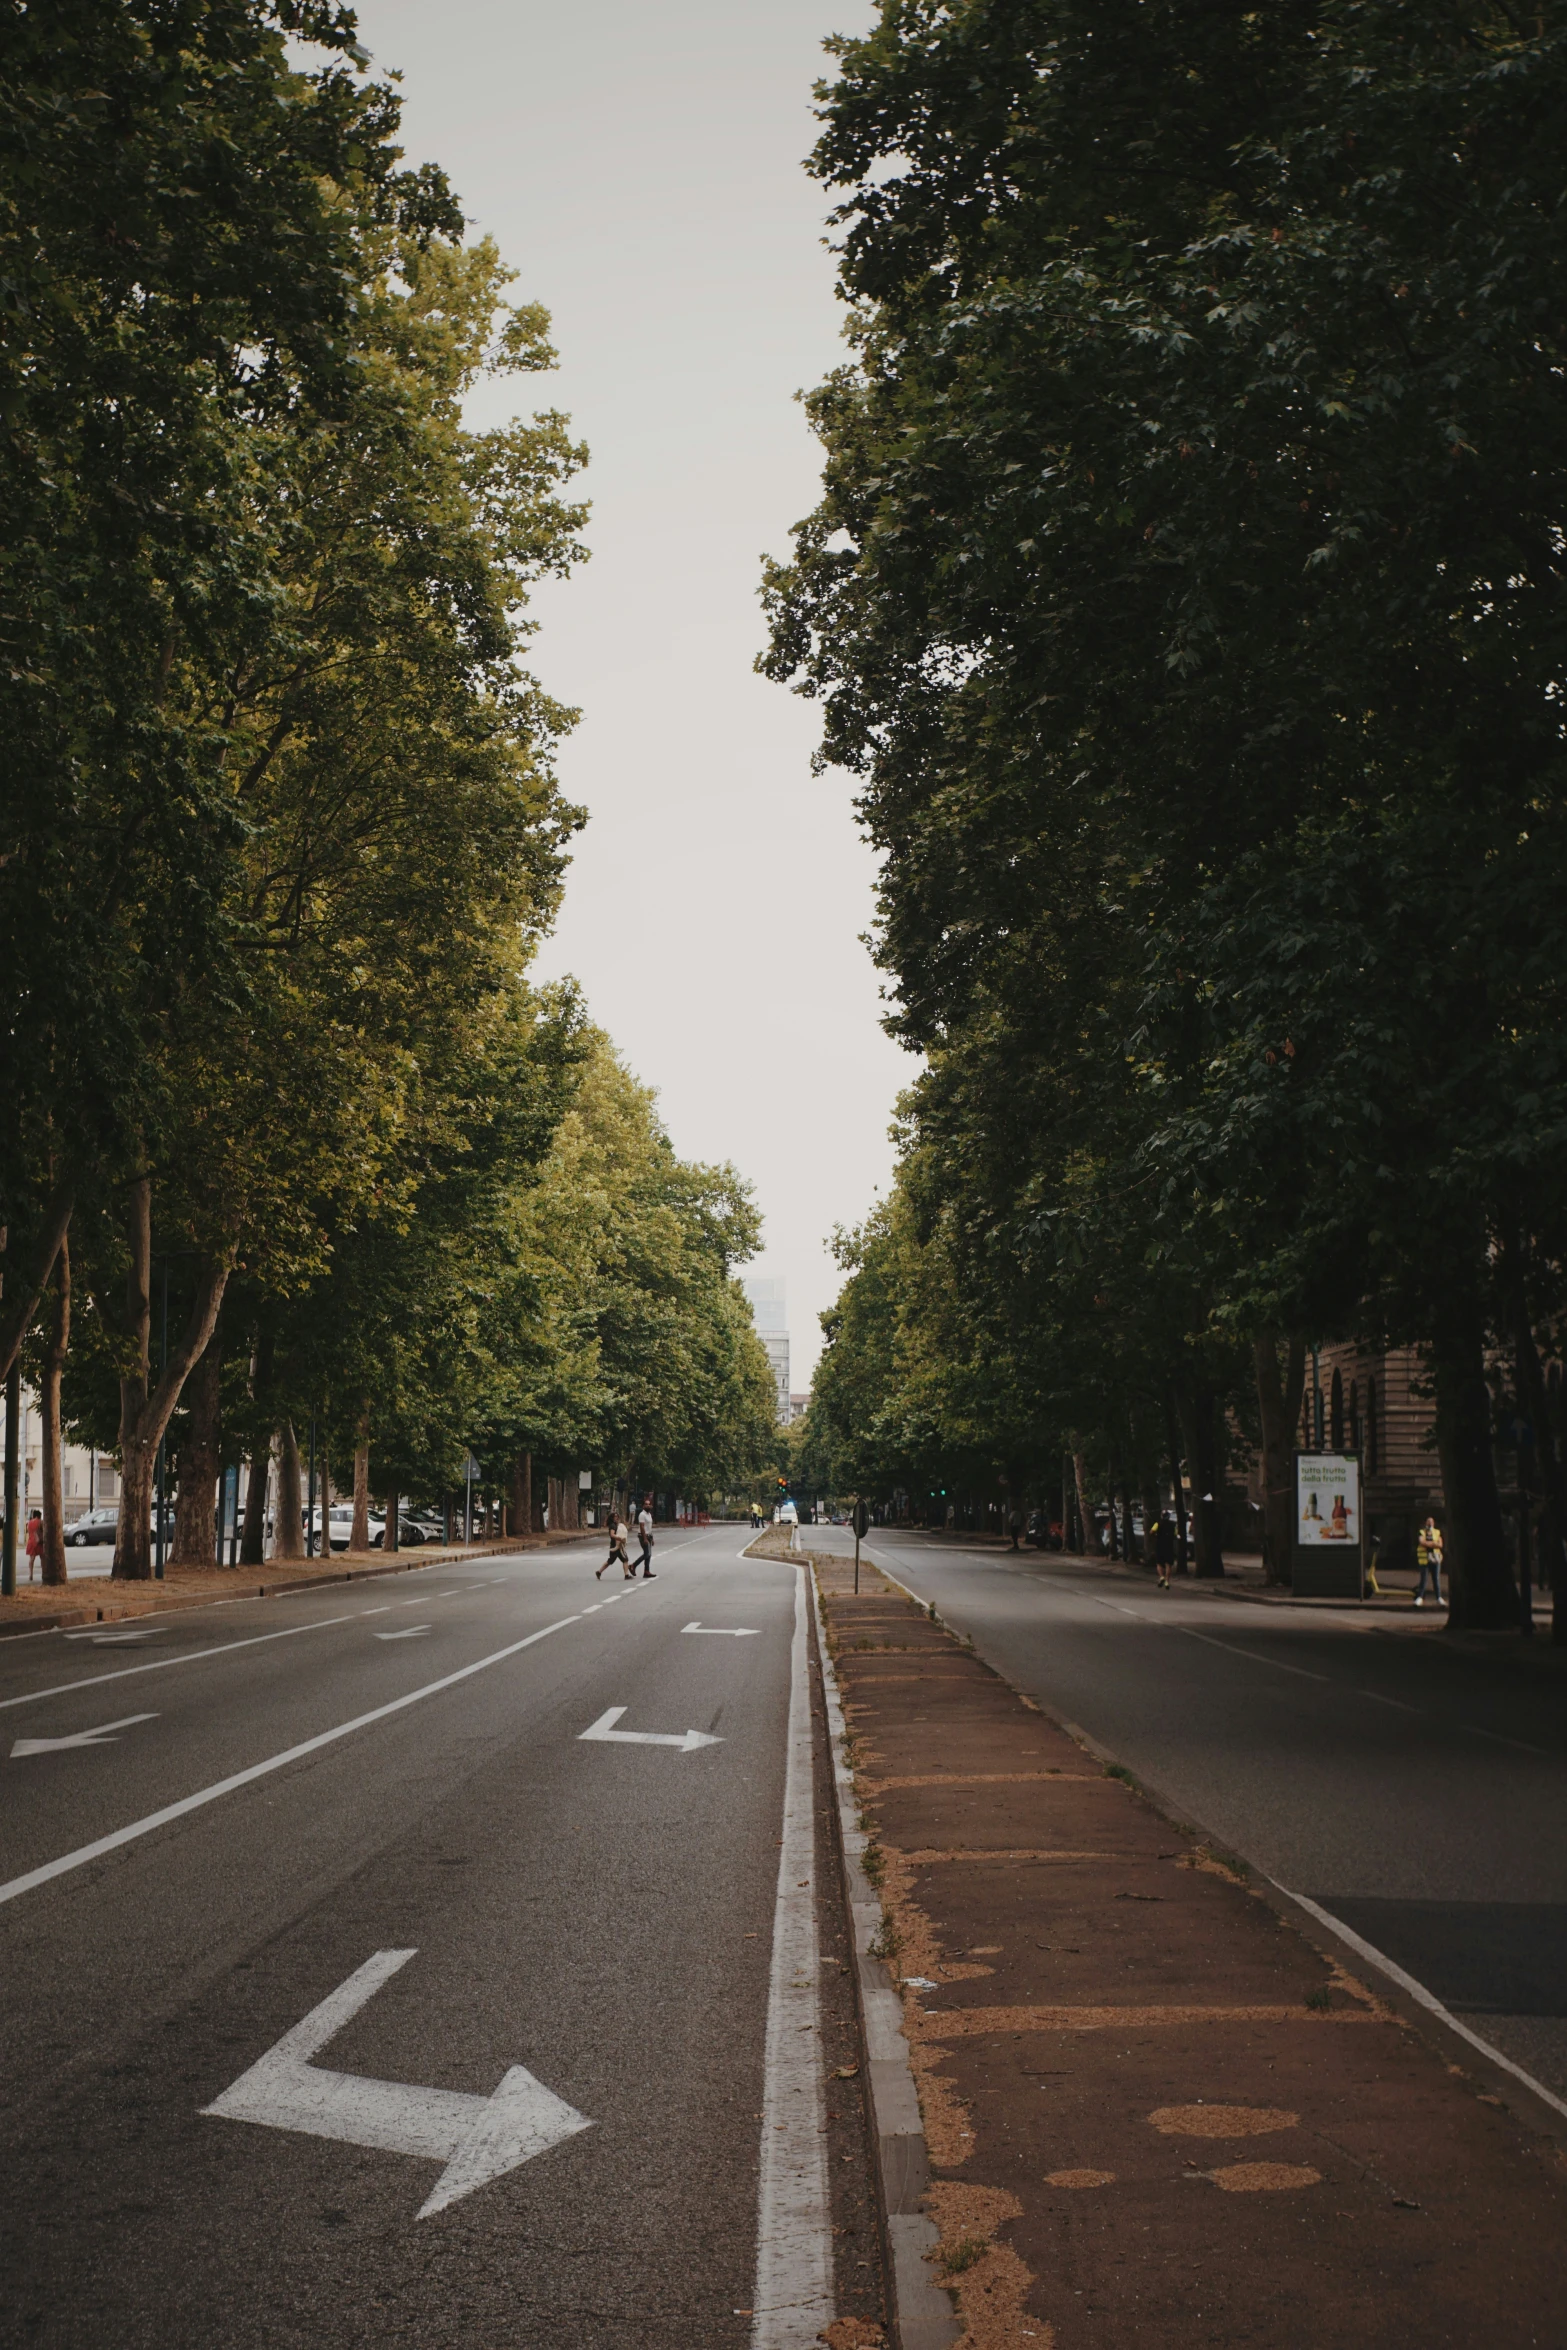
[0,1526,858,2350]
[816,1526,1567,2109]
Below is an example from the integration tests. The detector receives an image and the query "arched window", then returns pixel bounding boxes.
[1330,1368,1344,1452]
[1349,1379,1361,1453]
[1366,1378,1379,1475]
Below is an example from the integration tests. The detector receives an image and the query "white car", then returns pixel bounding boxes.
[777,1500,799,1526]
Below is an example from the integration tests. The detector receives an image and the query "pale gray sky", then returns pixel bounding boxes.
[351,0,905,1383]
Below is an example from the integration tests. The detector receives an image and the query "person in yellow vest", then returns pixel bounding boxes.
[1414,1516,1445,1607]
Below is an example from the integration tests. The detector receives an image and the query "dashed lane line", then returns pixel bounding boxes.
[0,1614,585,1911]
[0,1615,362,1716]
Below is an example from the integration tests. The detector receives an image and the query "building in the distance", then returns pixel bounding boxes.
[787,1393,810,1424]
[743,1277,790,1421]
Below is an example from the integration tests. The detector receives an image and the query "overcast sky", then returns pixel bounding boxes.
[350,0,904,1385]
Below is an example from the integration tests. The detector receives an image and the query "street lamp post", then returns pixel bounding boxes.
[2,1361,18,1600]
[154,1259,169,1580]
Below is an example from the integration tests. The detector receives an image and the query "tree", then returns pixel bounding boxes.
[765,0,1567,1626]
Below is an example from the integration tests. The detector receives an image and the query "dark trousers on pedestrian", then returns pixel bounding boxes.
[1415,1555,1443,1604]
[637,1538,653,1576]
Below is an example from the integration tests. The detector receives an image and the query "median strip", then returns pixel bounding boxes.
[810,1544,1567,2346]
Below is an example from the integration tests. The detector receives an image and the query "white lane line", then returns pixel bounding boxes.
[1462,1723,1550,1759]
[1357,1688,1421,1714]
[0,1615,361,1716]
[0,1615,582,1912]
[12,1713,158,1758]
[358,1607,393,1618]
[375,1627,432,1642]
[1170,1625,1330,1683]
[1279,1887,1567,2124]
[750,1567,832,2349]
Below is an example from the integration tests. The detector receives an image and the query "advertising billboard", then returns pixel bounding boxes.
[1293,1453,1363,1597]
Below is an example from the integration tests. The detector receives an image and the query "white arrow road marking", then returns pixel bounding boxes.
[682,1621,761,1637]
[202,1948,592,2218]
[12,1713,158,1758]
[375,1626,432,1640]
[578,1705,721,1753]
[64,1624,158,1643]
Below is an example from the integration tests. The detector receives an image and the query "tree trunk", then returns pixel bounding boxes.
[1429,1282,1514,1629]
[384,1484,399,1554]
[509,1452,528,1540]
[1253,1331,1307,1586]
[237,1330,274,1567]
[239,1447,270,1565]
[1174,1373,1225,1576]
[352,1413,371,1551]
[0,1175,74,1386]
[172,1331,222,1567]
[39,1233,69,1586]
[1165,1387,1191,1574]
[1141,1477,1161,1566]
[275,1422,304,1560]
[530,1453,545,1533]
[1511,1294,1566,1647]
[1070,1438,1092,1555]
[112,1175,231,1580]
[1119,1483,1137,1564]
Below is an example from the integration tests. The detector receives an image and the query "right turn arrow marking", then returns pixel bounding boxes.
[578,1705,722,1753]
[203,1948,592,2218]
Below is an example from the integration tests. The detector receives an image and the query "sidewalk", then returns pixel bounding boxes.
[0,1531,584,1636]
[810,1546,1567,2348]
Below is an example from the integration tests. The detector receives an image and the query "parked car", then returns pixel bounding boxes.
[67,1505,120,1547]
[370,1513,441,1548]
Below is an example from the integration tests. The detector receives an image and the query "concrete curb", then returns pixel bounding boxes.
[808,1565,959,2350]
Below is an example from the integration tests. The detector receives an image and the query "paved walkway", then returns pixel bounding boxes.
[811,1546,1567,2349]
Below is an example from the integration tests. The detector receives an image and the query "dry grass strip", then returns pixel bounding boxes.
[913,2002,1377,2040]
[861,1772,1099,1792]
[905,1848,1124,1866]
[926,2181,1047,2350]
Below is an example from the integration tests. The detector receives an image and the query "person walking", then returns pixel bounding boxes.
[1007,1507,1023,1551]
[1154,1512,1176,1589]
[1414,1516,1445,1607]
[24,1508,43,1582]
[635,1496,656,1578]
[597,1515,629,1580]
